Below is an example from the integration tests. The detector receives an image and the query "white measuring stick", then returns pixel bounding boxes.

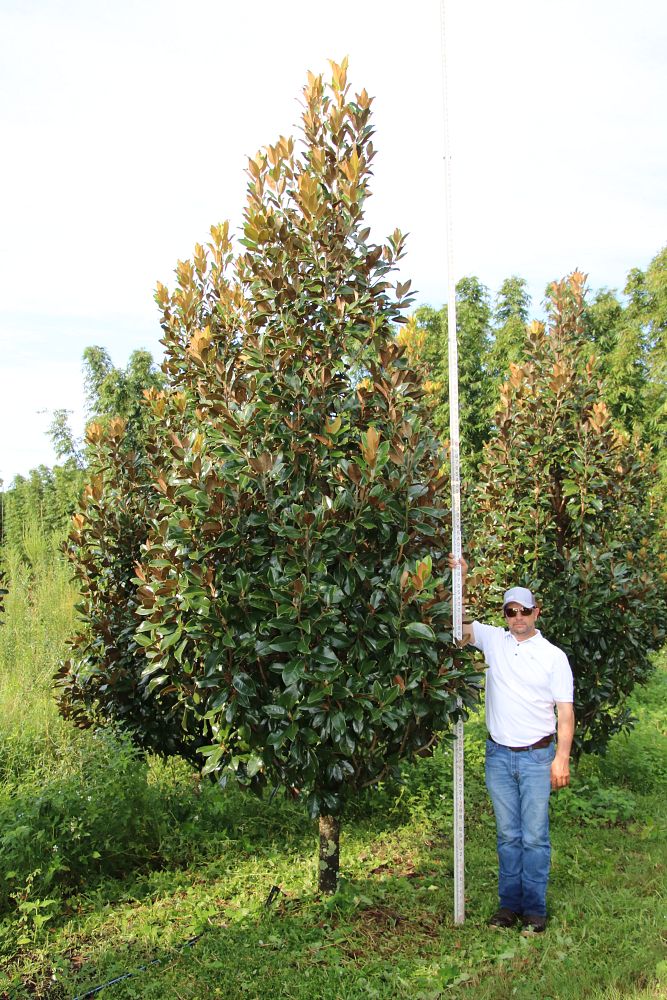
[440,0,465,926]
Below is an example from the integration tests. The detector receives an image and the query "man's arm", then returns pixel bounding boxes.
[458,622,475,646]
[551,702,575,790]
[448,553,474,645]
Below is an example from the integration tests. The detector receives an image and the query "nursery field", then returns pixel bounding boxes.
[0,543,665,1000]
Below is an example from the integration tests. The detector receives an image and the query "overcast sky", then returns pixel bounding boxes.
[1,0,665,484]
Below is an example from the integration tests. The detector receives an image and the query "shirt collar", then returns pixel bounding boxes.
[505,628,542,644]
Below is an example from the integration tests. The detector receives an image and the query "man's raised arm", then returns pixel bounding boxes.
[448,553,474,646]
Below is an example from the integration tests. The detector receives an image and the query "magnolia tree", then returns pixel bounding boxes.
[57,62,480,892]
[467,272,666,755]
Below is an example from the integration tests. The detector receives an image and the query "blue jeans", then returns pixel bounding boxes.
[485,738,555,916]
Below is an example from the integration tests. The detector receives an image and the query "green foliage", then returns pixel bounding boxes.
[57,63,480,835]
[1,349,162,567]
[82,346,165,450]
[0,531,665,993]
[0,517,81,805]
[134,62,480,818]
[594,656,667,792]
[48,347,165,465]
[1,666,665,996]
[583,285,649,440]
[488,276,531,382]
[0,526,207,927]
[54,423,205,766]
[624,247,667,511]
[48,408,84,466]
[549,774,637,826]
[0,730,169,914]
[468,271,666,756]
[582,248,667,523]
[401,277,495,476]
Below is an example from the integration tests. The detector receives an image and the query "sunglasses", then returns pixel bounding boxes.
[504,607,535,618]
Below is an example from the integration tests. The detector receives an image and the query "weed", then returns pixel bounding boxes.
[550,773,637,825]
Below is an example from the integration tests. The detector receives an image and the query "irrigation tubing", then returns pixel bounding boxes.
[70,884,282,999]
[70,933,204,1000]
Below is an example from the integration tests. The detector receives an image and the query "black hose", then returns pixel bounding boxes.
[71,933,203,1000]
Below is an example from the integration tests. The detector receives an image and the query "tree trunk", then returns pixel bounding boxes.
[318,814,340,893]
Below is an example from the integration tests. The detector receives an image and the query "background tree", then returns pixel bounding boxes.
[83,346,164,438]
[623,248,667,509]
[580,247,666,534]
[48,409,85,467]
[0,349,164,563]
[58,62,480,892]
[488,276,530,384]
[398,276,494,477]
[0,464,84,557]
[582,287,645,437]
[580,249,666,459]
[49,347,165,465]
[466,271,666,755]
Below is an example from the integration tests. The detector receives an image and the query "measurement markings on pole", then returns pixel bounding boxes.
[440,0,465,925]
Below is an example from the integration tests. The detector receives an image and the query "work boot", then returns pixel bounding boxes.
[521,913,547,933]
[488,908,520,928]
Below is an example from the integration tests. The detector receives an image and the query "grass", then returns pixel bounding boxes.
[0,536,665,999]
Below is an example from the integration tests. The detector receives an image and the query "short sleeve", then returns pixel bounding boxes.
[471,621,502,654]
[551,650,574,702]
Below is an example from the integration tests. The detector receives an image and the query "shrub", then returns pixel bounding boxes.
[549,775,637,826]
[0,730,168,913]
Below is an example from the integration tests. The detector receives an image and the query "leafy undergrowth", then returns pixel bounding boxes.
[0,659,665,999]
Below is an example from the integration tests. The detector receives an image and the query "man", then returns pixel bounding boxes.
[449,555,574,933]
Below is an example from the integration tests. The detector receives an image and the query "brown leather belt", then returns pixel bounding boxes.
[489,733,554,752]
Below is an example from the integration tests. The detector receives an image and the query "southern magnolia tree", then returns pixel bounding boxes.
[467,271,666,755]
[57,62,479,892]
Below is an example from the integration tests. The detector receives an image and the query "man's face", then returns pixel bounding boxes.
[504,601,539,641]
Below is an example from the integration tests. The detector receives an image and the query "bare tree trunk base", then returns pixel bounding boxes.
[318,814,340,893]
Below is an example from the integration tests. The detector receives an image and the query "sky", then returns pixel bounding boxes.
[1,0,665,485]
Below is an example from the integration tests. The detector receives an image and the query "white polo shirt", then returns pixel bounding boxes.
[472,622,574,746]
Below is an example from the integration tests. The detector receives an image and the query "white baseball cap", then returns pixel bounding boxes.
[503,586,536,609]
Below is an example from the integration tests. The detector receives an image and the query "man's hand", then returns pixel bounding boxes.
[447,553,473,645]
[448,553,468,578]
[551,754,570,790]
[552,703,574,790]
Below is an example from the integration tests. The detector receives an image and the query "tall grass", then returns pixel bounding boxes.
[0,525,79,782]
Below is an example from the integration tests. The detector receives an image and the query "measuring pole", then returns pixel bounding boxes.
[440,0,465,925]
